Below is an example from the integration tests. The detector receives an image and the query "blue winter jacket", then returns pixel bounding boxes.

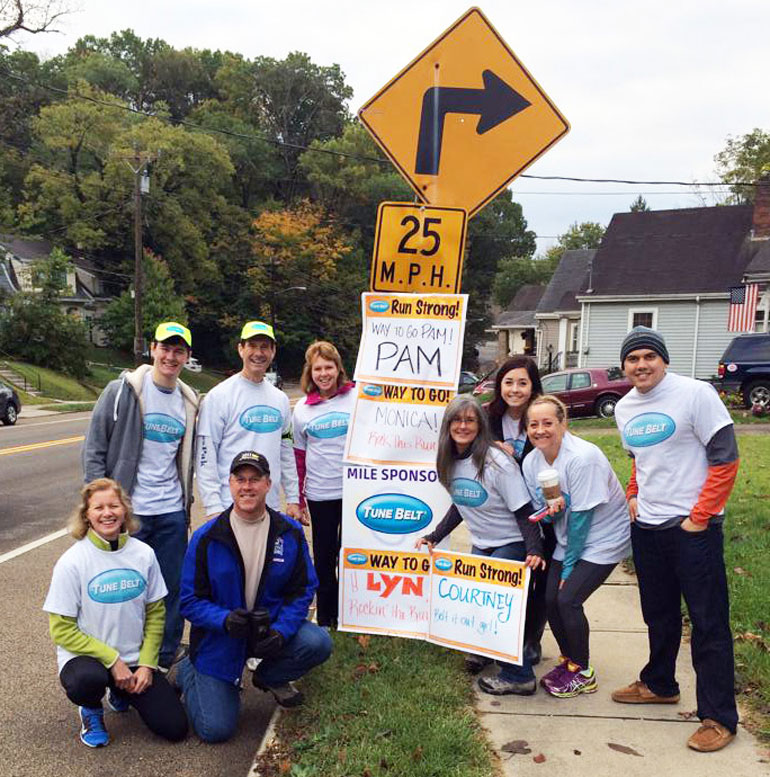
[180,505,318,685]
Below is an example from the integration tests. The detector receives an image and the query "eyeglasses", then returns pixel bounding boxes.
[450,416,478,427]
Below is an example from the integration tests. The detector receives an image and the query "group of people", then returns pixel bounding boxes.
[43,321,740,755]
[418,326,740,753]
[45,320,350,747]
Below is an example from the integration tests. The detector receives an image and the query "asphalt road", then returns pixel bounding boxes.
[0,410,275,776]
[0,413,91,554]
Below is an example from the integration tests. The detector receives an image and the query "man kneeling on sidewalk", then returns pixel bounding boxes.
[178,451,332,743]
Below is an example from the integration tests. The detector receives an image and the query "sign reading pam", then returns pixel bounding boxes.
[358,7,569,217]
[371,202,467,293]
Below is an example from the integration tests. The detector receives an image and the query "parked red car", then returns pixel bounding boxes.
[541,367,632,418]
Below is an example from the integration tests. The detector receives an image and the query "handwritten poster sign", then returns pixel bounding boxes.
[354,293,467,389]
[342,464,451,550]
[339,548,530,664]
[344,383,453,466]
[339,548,431,639]
[427,551,530,664]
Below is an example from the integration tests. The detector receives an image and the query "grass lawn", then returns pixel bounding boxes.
[48,402,96,413]
[257,633,496,777]
[582,431,770,738]
[6,360,100,401]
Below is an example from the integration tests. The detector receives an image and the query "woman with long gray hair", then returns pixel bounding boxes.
[416,396,545,696]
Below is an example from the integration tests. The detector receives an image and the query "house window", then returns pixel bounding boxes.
[568,322,580,353]
[627,307,658,331]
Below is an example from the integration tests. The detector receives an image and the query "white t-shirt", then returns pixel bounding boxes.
[450,447,531,549]
[614,371,732,526]
[501,413,528,463]
[292,389,355,501]
[43,536,167,674]
[523,432,630,565]
[196,374,299,513]
[131,380,186,515]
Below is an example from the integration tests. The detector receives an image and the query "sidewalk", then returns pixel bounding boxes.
[475,566,770,776]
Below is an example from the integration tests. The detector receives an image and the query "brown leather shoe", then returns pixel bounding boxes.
[611,680,680,704]
[687,719,736,752]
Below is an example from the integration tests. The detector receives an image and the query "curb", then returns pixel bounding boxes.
[246,704,281,777]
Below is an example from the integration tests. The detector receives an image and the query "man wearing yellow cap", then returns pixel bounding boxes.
[196,321,302,522]
[83,321,199,672]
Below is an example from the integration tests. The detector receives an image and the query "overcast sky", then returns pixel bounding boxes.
[14,0,770,251]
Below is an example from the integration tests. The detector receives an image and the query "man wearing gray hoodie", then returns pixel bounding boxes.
[83,322,199,671]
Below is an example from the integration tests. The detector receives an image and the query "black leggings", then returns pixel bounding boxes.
[307,498,342,627]
[524,522,557,651]
[545,558,616,670]
[59,656,188,741]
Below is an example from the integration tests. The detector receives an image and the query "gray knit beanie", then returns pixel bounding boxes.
[620,326,670,365]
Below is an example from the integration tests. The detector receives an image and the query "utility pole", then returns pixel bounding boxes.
[122,148,158,366]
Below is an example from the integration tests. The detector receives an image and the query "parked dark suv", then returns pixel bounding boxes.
[717,333,770,408]
[0,381,20,425]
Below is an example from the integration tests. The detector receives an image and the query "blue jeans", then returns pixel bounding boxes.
[134,509,188,667]
[632,522,738,733]
[471,540,534,682]
[178,621,332,743]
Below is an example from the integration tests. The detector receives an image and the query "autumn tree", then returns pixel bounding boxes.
[715,128,770,203]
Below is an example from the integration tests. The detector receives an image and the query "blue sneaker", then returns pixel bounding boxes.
[106,689,130,713]
[78,706,109,747]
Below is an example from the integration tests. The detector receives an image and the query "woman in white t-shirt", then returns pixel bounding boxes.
[416,396,544,696]
[293,341,355,629]
[522,396,631,699]
[43,479,188,748]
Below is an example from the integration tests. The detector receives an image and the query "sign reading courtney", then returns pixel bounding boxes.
[427,551,530,664]
[354,293,467,389]
[339,547,530,664]
[344,383,454,467]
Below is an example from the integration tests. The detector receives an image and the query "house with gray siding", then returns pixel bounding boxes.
[576,189,770,379]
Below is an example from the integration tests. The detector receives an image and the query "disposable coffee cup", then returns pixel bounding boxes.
[537,468,562,505]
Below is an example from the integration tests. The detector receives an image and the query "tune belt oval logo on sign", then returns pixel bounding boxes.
[307,412,349,439]
[143,413,185,443]
[451,478,488,507]
[622,413,676,447]
[88,569,147,603]
[239,405,282,433]
[356,493,433,534]
[362,384,383,397]
[369,300,390,313]
[434,557,453,572]
[346,552,368,566]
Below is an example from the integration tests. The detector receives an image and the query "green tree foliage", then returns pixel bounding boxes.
[492,255,559,308]
[0,248,88,376]
[544,220,605,264]
[715,128,770,204]
[629,195,650,212]
[99,251,186,351]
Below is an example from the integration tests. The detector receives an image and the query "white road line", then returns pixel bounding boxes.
[0,528,68,565]
[15,415,91,429]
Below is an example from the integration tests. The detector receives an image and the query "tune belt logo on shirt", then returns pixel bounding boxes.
[239,405,282,433]
[88,568,147,603]
[451,478,488,507]
[306,411,350,439]
[143,413,185,443]
[623,412,676,447]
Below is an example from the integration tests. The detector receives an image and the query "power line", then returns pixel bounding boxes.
[0,65,760,190]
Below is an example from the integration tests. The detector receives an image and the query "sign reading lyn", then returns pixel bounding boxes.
[354,292,467,389]
[344,383,454,467]
[358,7,569,217]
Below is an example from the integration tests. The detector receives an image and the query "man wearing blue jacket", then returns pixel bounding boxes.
[178,450,332,743]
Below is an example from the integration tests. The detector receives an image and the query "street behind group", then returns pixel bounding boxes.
[42,319,741,755]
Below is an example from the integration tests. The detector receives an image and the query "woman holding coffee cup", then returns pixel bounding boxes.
[522,395,630,698]
[416,396,545,696]
[486,355,554,665]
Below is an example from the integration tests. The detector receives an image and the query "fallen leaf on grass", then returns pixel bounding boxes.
[608,743,643,757]
[412,746,423,761]
[380,758,389,769]
[375,729,393,739]
[368,662,380,673]
[279,760,292,774]
[734,567,752,577]
[501,740,531,755]
[356,635,371,650]
[735,632,770,651]
[353,664,368,678]
[338,749,347,764]
[533,753,546,763]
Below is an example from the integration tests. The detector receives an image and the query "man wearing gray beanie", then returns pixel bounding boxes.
[611,327,740,752]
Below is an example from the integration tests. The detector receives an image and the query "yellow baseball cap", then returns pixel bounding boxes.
[154,321,192,347]
[240,321,275,342]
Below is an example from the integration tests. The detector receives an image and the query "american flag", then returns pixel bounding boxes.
[728,284,759,332]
